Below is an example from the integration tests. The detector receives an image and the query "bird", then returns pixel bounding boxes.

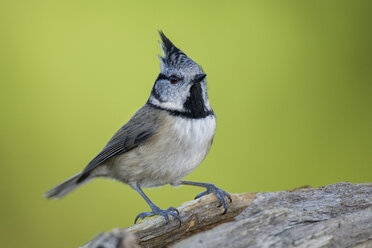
[44,31,232,225]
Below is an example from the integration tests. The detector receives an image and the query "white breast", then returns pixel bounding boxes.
[110,114,216,187]
[169,115,216,180]
[173,115,216,144]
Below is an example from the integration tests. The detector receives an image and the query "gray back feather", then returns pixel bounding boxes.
[77,105,161,182]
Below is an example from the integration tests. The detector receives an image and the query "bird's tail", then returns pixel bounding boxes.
[44,173,92,199]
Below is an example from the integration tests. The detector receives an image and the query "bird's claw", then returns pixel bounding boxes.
[134,206,181,226]
[195,184,232,214]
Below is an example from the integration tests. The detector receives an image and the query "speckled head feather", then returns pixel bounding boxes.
[148,32,213,118]
[158,31,183,58]
[158,31,195,70]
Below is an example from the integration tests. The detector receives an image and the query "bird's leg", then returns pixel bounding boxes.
[181,181,232,214]
[130,183,181,226]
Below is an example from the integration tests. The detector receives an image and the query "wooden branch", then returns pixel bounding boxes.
[81,183,372,248]
[127,192,255,247]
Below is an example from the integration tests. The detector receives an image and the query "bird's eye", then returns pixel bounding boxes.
[169,74,180,84]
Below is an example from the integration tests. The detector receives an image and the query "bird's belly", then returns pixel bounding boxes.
[113,115,216,187]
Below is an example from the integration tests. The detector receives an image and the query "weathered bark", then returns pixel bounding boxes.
[82,182,372,248]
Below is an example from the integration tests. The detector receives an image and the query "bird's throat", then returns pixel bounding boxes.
[183,83,210,118]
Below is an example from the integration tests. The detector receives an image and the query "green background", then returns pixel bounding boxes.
[1,1,371,247]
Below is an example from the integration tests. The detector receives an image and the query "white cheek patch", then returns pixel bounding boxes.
[148,96,185,112]
[149,79,192,113]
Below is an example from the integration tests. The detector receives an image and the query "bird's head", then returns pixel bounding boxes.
[148,31,212,118]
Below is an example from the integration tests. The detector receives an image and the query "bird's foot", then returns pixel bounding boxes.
[195,183,232,214]
[134,206,181,226]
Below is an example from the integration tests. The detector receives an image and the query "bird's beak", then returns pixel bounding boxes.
[193,73,207,84]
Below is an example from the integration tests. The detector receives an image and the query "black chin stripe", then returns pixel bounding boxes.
[183,82,209,118]
[147,102,214,119]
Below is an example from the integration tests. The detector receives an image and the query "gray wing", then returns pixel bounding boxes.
[77,105,160,183]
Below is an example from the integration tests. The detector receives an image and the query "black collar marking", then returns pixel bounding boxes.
[147,102,214,119]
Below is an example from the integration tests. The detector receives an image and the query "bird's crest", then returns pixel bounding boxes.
[158,31,191,69]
